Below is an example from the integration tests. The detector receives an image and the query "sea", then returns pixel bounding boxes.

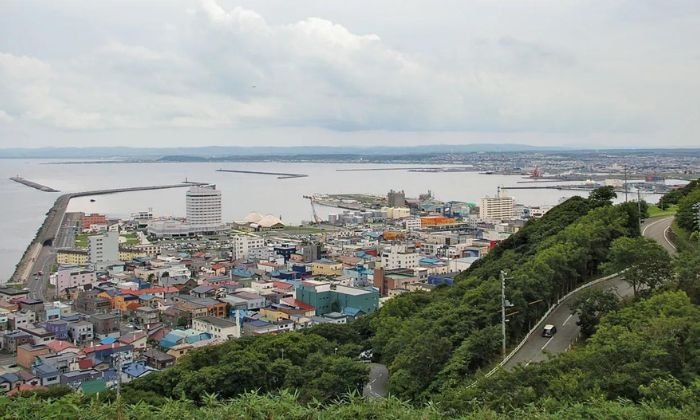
[0,159,665,280]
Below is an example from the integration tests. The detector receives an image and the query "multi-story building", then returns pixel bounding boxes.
[404,218,422,231]
[50,267,97,294]
[231,234,265,260]
[295,280,379,316]
[387,189,406,207]
[381,245,419,270]
[56,249,89,265]
[0,287,29,304]
[81,213,107,232]
[68,320,94,344]
[479,192,516,221]
[88,231,119,264]
[191,316,240,340]
[186,185,222,226]
[311,259,344,276]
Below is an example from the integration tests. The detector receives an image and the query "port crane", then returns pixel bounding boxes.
[303,195,321,224]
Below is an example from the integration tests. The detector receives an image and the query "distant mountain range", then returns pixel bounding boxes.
[0,144,567,159]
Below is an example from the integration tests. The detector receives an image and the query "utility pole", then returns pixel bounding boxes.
[624,167,629,203]
[637,188,642,232]
[500,270,507,360]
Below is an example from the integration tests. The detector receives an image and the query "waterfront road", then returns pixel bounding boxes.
[363,363,389,399]
[504,216,673,369]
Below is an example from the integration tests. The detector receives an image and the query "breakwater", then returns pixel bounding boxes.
[10,176,60,192]
[216,169,308,179]
[9,182,205,284]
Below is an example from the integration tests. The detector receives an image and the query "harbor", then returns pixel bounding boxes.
[217,169,308,179]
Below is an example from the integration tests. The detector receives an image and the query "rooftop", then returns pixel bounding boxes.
[193,316,237,328]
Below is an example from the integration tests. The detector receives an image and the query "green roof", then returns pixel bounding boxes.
[80,379,107,395]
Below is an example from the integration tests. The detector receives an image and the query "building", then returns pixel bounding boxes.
[88,231,119,264]
[191,316,240,340]
[89,313,120,336]
[81,213,107,232]
[387,190,406,208]
[311,259,344,277]
[479,192,516,221]
[381,245,419,270]
[231,234,265,260]
[68,321,94,344]
[186,185,222,226]
[56,249,89,265]
[295,280,379,316]
[373,268,421,297]
[404,218,422,231]
[382,207,411,219]
[0,287,29,304]
[50,267,97,294]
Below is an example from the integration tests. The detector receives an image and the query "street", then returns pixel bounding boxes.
[503,216,673,369]
[363,363,389,399]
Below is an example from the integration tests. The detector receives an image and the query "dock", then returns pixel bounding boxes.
[217,169,308,179]
[10,176,60,192]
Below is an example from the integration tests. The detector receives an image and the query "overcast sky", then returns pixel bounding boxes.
[1,0,698,148]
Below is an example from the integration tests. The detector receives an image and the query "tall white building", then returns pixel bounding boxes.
[232,234,266,260]
[381,245,419,270]
[186,185,222,226]
[88,231,119,264]
[479,190,516,221]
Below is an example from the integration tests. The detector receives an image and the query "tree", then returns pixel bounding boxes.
[674,250,700,304]
[589,186,617,204]
[570,289,619,337]
[603,237,672,298]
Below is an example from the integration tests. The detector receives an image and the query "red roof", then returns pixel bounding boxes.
[119,331,147,344]
[46,340,77,353]
[78,359,94,369]
[281,297,315,312]
[273,281,293,290]
[211,263,226,271]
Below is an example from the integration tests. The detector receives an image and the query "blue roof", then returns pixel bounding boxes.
[100,337,117,345]
[343,307,363,317]
[123,362,156,378]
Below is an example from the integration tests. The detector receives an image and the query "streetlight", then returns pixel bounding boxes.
[500,270,514,360]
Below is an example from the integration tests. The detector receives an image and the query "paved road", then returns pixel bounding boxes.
[641,216,676,256]
[504,216,673,369]
[363,363,389,399]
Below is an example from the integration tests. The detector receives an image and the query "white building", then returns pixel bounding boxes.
[50,267,98,294]
[192,316,241,339]
[381,245,419,270]
[232,234,265,260]
[88,231,119,264]
[479,192,516,221]
[186,185,222,226]
[404,218,422,231]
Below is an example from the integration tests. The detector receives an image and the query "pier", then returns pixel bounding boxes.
[217,169,308,179]
[10,176,60,192]
[10,182,206,290]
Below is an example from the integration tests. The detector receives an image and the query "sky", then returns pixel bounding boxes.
[0,0,699,149]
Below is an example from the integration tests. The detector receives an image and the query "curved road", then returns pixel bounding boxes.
[503,216,675,369]
[363,363,389,399]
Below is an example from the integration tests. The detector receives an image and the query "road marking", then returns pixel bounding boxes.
[663,226,677,251]
[525,360,532,367]
[642,217,668,236]
[563,314,573,326]
[541,337,554,351]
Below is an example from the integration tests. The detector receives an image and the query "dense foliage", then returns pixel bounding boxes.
[369,191,645,400]
[659,179,699,210]
[123,331,369,404]
[437,291,700,414]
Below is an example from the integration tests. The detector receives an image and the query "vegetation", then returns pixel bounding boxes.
[75,233,89,248]
[648,203,678,217]
[602,236,672,298]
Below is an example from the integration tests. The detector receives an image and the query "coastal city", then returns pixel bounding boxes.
[0,158,691,395]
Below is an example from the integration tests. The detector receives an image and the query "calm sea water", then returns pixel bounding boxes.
[0,159,663,280]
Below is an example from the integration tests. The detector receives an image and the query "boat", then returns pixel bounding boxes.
[90,199,96,202]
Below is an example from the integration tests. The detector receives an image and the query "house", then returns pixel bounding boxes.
[33,364,60,387]
[191,316,240,340]
[189,285,215,298]
[73,290,112,314]
[89,313,120,336]
[311,259,344,276]
[121,361,157,383]
[0,373,21,393]
[0,288,29,304]
[82,343,133,366]
[172,296,227,318]
[45,319,69,340]
[118,331,148,352]
[68,320,94,344]
[159,329,211,350]
[143,348,175,369]
[134,307,160,328]
[61,369,101,388]
[2,330,33,352]
[16,343,51,369]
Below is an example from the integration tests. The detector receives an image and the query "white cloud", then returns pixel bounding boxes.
[0,0,698,147]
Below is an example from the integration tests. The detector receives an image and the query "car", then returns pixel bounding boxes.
[542,324,557,338]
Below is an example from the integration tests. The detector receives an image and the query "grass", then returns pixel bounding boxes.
[121,232,140,245]
[647,204,678,217]
[75,233,89,248]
